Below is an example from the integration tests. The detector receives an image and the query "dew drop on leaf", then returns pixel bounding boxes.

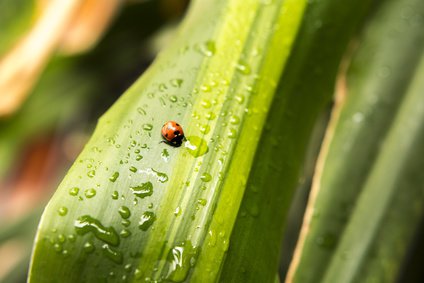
[102,244,123,264]
[139,211,156,231]
[58,207,68,216]
[131,182,153,198]
[184,136,209,157]
[69,187,80,196]
[118,206,131,219]
[74,215,120,246]
[84,188,97,198]
[200,173,212,182]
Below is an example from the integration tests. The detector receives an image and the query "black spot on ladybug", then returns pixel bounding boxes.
[174,130,180,135]
[165,133,168,137]
[176,123,180,126]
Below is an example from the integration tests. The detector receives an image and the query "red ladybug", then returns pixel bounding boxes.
[161,121,185,146]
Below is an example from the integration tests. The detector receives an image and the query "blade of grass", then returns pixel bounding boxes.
[287,0,424,281]
[323,43,424,283]
[29,0,307,282]
[220,0,376,282]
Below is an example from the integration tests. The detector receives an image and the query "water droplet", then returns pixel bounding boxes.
[102,244,123,264]
[139,168,169,183]
[161,148,170,162]
[83,241,95,253]
[87,170,96,178]
[200,173,212,182]
[228,128,237,139]
[230,115,240,125]
[143,124,153,131]
[185,136,209,157]
[53,243,62,253]
[131,182,153,198]
[129,166,138,173]
[85,188,97,198]
[69,187,80,196]
[139,211,156,231]
[58,207,68,216]
[196,41,216,57]
[171,78,183,87]
[236,61,251,75]
[124,263,132,272]
[137,107,146,115]
[159,83,167,92]
[169,95,178,103]
[235,94,245,104]
[57,234,66,243]
[121,219,131,227]
[205,112,216,120]
[197,199,207,206]
[120,229,132,238]
[208,230,217,247]
[118,206,131,219]
[109,172,120,182]
[112,191,119,200]
[201,99,212,109]
[136,154,143,161]
[174,207,182,217]
[134,268,142,279]
[201,84,212,92]
[75,215,120,246]
[68,234,76,242]
[165,241,199,282]
[199,124,211,134]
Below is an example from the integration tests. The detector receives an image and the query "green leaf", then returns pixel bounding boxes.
[288,0,424,282]
[221,0,376,282]
[324,44,424,283]
[29,0,307,282]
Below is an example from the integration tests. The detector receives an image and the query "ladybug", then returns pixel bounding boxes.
[161,121,185,147]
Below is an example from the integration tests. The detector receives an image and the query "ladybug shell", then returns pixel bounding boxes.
[161,121,184,145]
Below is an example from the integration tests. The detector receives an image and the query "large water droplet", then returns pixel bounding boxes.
[109,172,120,182]
[200,173,212,182]
[118,206,131,219]
[130,182,153,198]
[139,168,169,183]
[85,188,97,198]
[165,241,199,282]
[74,215,120,246]
[139,211,156,231]
[120,229,132,238]
[143,124,153,131]
[121,219,131,227]
[205,112,216,120]
[87,170,96,178]
[102,244,123,264]
[199,124,211,134]
[112,191,119,200]
[58,207,68,216]
[184,136,209,157]
[69,187,80,196]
